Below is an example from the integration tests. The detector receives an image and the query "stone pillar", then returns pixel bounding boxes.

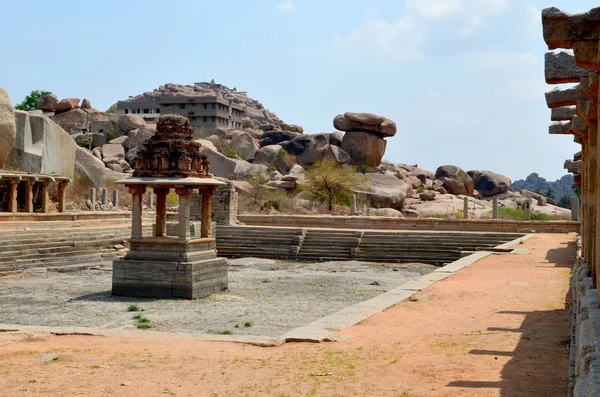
[40,181,49,213]
[492,198,498,219]
[147,191,154,208]
[112,190,119,209]
[89,188,96,208]
[200,187,216,238]
[154,188,168,238]
[572,196,580,221]
[57,181,68,213]
[350,194,357,215]
[176,187,192,239]
[523,199,531,221]
[23,180,34,213]
[130,186,144,239]
[101,188,108,205]
[7,180,18,214]
[463,197,469,220]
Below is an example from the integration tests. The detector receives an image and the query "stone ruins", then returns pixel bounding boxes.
[542,6,600,396]
[112,115,227,299]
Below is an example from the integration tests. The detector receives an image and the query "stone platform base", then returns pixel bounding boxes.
[112,238,227,299]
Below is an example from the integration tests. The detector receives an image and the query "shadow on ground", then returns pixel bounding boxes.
[447,238,574,396]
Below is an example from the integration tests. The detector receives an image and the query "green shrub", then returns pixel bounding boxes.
[530,212,549,221]
[224,146,243,159]
[166,191,178,207]
[75,136,91,149]
[416,186,425,194]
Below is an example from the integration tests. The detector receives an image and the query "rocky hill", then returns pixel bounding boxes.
[510,173,575,200]
[119,81,283,124]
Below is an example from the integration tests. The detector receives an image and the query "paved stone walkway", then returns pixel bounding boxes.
[0,234,574,396]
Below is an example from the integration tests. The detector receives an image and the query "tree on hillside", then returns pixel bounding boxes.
[14,89,52,111]
[558,193,574,209]
[305,161,368,211]
[544,187,555,200]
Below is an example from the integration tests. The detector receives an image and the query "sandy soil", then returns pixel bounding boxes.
[0,233,574,397]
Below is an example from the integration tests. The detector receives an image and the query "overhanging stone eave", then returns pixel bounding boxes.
[116,176,227,188]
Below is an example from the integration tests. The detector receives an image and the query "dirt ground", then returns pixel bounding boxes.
[0,233,574,397]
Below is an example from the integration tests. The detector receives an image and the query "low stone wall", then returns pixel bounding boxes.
[569,237,600,396]
[0,211,131,222]
[238,214,580,234]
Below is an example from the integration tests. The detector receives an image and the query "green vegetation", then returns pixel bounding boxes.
[219,330,233,335]
[247,171,268,204]
[224,146,243,159]
[166,191,178,207]
[497,207,550,221]
[74,136,91,149]
[127,305,141,312]
[305,161,368,211]
[558,193,575,209]
[544,187,555,200]
[244,321,254,328]
[14,89,52,111]
[132,313,151,329]
[416,186,425,194]
[259,189,291,212]
[105,122,118,142]
[106,104,117,113]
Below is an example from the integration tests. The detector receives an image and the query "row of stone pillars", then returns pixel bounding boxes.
[1,174,70,214]
[128,185,216,240]
[89,188,119,208]
[542,8,599,294]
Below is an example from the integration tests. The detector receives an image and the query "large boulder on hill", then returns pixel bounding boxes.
[0,88,16,166]
[467,170,511,197]
[230,131,259,160]
[74,146,106,187]
[520,189,547,206]
[50,109,89,133]
[341,130,387,167]
[81,99,92,109]
[253,144,282,165]
[259,130,300,147]
[334,113,397,138]
[53,98,80,113]
[38,94,59,112]
[242,117,254,129]
[118,114,146,134]
[6,111,76,178]
[102,143,125,160]
[280,133,350,166]
[435,165,474,196]
[199,146,267,179]
[330,131,343,147]
[126,124,156,151]
[352,173,412,210]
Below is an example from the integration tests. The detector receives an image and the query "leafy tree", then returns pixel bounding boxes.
[14,89,52,111]
[544,187,555,200]
[305,161,368,211]
[247,170,268,204]
[558,194,574,209]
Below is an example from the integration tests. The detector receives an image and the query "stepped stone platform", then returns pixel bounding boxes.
[0,219,152,276]
[216,225,525,266]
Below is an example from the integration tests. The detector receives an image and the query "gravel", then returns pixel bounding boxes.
[0,259,435,338]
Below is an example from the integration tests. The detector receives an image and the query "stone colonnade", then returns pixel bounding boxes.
[0,173,70,214]
[543,8,600,292]
[128,184,217,240]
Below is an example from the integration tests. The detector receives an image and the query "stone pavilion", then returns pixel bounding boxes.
[112,115,227,299]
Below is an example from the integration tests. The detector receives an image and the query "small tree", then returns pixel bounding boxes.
[544,187,555,200]
[305,161,368,211]
[247,170,268,204]
[14,89,52,111]
[558,193,574,209]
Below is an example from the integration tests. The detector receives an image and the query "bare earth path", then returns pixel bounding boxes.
[0,234,574,397]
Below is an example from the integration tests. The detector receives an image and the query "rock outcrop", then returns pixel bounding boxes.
[435,165,474,196]
[0,88,16,166]
[352,173,412,210]
[467,170,511,197]
[334,112,397,167]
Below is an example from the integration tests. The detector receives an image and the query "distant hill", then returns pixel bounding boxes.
[510,173,575,201]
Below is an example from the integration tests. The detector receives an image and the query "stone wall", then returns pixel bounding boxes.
[569,236,600,397]
[191,182,238,225]
[237,214,580,234]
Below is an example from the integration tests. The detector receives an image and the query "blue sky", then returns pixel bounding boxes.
[1,0,596,181]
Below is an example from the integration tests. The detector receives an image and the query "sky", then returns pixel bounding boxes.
[1,0,597,181]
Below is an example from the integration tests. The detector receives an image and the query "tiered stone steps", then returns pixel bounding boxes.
[216,226,304,259]
[297,229,362,261]
[355,232,522,265]
[0,223,151,276]
[215,226,523,266]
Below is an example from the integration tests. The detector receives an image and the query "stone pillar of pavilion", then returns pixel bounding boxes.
[113,115,226,299]
[543,6,600,293]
